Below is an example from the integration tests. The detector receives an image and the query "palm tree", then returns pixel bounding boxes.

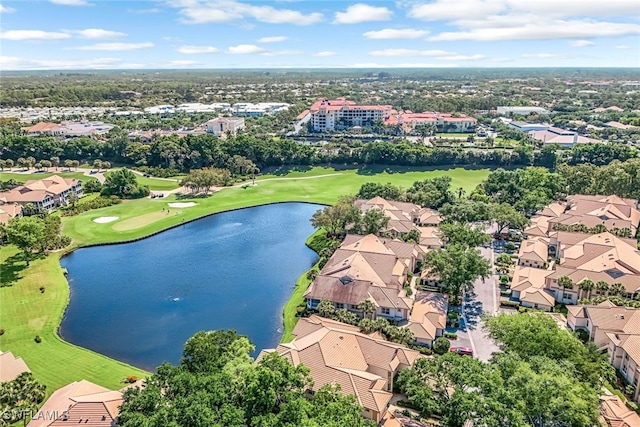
[317,300,336,319]
[595,281,610,296]
[578,278,595,300]
[358,299,377,320]
[557,275,574,302]
[609,283,627,298]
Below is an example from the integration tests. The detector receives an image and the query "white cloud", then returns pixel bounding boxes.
[0,55,122,70]
[409,0,640,42]
[521,53,562,58]
[168,0,323,25]
[369,49,486,61]
[570,39,595,47]
[409,0,638,21]
[129,8,160,14]
[69,28,127,39]
[178,45,220,54]
[261,50,304,56]
[363,28,429,39]
[71,42,154,51]
[369,49,455,57]
[166,60,199,67]
[50,0,90,5]
[0,30,71,40]
[428,20,640,41]
[334,3,392,24]
[228,44,266,54]
[616,44,630,49]
[313,51,337,57]
[0,3,16,13]
[258,36,288,43]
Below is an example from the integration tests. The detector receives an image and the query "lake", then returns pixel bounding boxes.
[59,202,321,371]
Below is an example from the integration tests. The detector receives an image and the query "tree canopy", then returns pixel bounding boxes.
[118,330,373,427]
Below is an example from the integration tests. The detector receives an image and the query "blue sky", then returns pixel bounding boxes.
[1,0,639,70]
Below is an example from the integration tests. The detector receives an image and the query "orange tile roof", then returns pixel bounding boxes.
[0,351,30,382]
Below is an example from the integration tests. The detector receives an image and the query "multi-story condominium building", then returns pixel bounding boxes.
[304,234,422,321]
[205,117,245,136]
[309,98,393,131]
[567,302,640,405]
[0,175,83,212]
[386,111,477,133]
[259,315,421,423]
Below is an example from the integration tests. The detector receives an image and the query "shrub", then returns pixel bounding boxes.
[518,306,527,313]
[500,300,520,308]
[500,290,511,297]
[500,275,511,284]
[39,286,45,293]
[443,332,458,340]
[0,328,4,336]
[306,269,318,281]
[61,196,121,216]
[34,335,42,343]
[125,375,138,384]
[404,286,413,297]
[433,337,451,355]
[409,344,433,355]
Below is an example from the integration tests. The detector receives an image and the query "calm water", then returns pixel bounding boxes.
[60,203,321,371]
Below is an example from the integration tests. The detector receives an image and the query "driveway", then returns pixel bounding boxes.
[458,246,501,362]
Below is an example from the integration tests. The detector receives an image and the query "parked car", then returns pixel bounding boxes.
[450,347,473,356]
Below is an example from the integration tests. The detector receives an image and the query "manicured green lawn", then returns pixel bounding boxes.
[1,165,490,396]
[0,246,147,396]
[436,132,474,138]
[105,171,181,191]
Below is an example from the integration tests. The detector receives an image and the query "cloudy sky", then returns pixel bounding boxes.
[1,0,639,70]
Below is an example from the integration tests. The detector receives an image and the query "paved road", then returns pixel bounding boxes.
[458,246,501,362]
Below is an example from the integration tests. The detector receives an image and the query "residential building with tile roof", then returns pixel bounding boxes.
[0,175,82,211]
[0,351,30,382]
[27,380,129,427]
[309,98,393,132]
[599,395,640,427]
[0,203,23,225]
[567,302,640,404]
[406,291,448,346]
[305,234,422,321]
[258,315,421,423]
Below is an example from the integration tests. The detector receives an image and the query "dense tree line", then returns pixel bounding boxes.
[118,330,373,427]
[396,313,607,427]
[3,128,635,174]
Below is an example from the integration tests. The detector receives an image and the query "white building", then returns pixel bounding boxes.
[497,106,550,116]
[205,117,245,136]
[309,98,392,132]
[231,102,289,117]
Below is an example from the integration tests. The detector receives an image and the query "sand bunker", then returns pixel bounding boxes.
[93,216,119,224]
[168,202,196,208]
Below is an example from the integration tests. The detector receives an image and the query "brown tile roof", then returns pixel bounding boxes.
[27,380,121,427]
[0,351,30,382]
[518,238,548,263]
[0,203,22,225]
[580,305,640,335]
[24,175,80,196]
[24,122,63,133]
[510,266,555,306]
[406,291,448,342]
[262,316,420,416]
[600,395,640,427]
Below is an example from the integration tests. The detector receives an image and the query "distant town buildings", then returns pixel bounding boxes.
[507,121,603,147]
[386,111,477,134]
[497,106,550,116]
[0,175,83,212]
[308,98,476,133]
[23,121,114,137]
[309,98,393,132]
[204,117,245,136]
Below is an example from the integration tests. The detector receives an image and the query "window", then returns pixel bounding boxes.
[381,308,391,315]
[350,304,358,310]
[625,353,629,361]
[563,293,571,299]
[336,303,344,309]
